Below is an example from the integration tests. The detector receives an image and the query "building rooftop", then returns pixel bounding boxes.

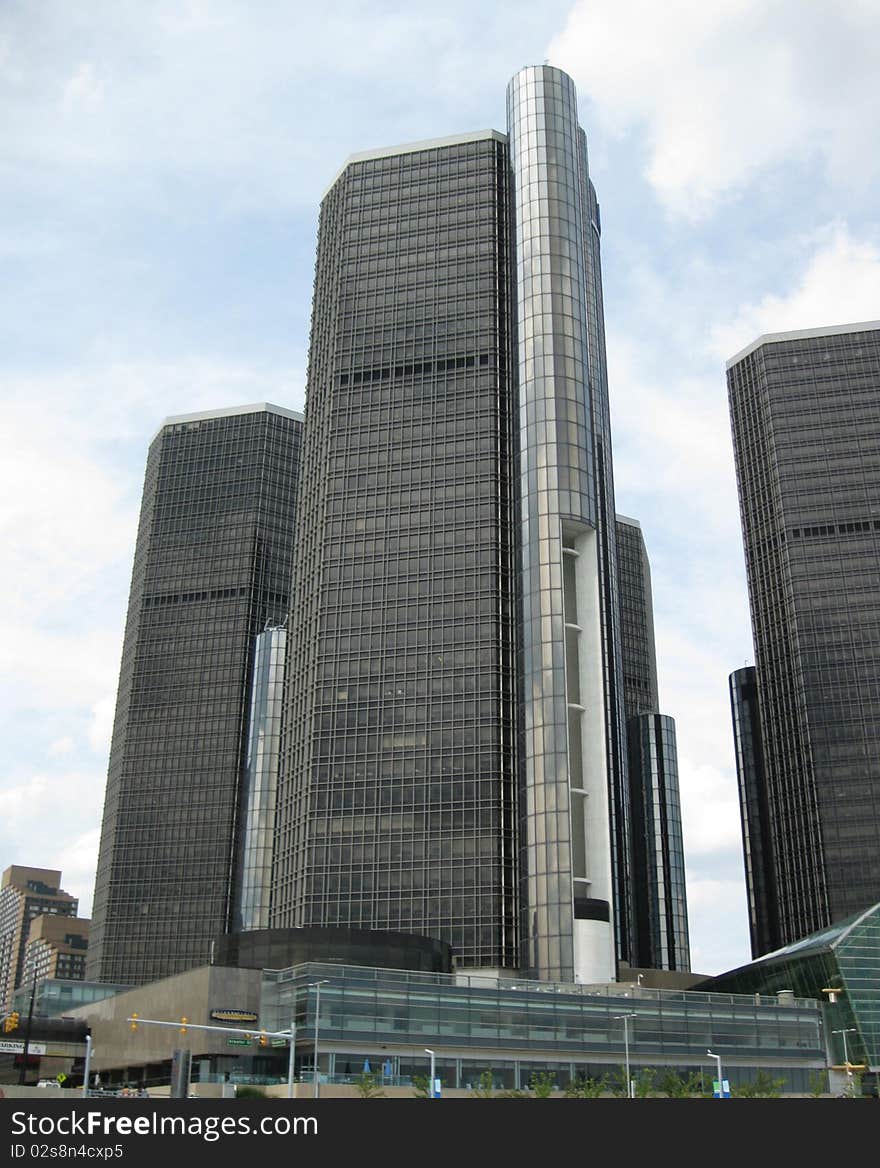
[322,129,508,198]
[153,402,304,442]
[726,319,880,369]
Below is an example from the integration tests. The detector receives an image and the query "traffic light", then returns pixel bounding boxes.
[179,1017,188,1035]
[129,1013,139,1032]
[3,1011,19,1033]
[259,1031,268,1047]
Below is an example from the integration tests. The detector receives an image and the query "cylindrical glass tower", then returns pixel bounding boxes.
[507,65,616,982]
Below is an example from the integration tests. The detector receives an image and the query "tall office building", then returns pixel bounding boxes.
[616,516,659,718]
[21,915,90,988]
[615,516,690,971]
[88,404,303,986]
[273,66,631,983]
[728,320,880,951]
[728,666,780,957]
[0,866,78,1012]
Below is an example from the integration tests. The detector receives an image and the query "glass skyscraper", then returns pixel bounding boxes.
[88,404,303,986]
[615,516,690,972]
[729,665,780,958]
[273,66,630,983]
[728,320,880,952]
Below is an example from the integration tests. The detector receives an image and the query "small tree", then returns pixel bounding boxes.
[469,1070,496,1099]
[564,1074,608,1099]
[354,1071,385,1099]
[412,1073,431,1100]
[632,1068,656,1098]
[608,1066,655,1097]
[733,1070,784,1098]
[808,1070,828,1098]
[528,1071,556,1099]
[657,1069,704,1098]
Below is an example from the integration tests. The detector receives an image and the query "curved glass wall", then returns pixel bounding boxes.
[627,713,691,971]
[507,66,614,982]
[235,625,287,931]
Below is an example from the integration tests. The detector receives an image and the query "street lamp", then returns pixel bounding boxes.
[286,1018,297,1100]
[308,980,330,1098]
[707,1049,725,1098]
[613,1013,637,1098]
[831,1027,858,1095]
[82,1034,93,1099]
[425,1048,436,1099]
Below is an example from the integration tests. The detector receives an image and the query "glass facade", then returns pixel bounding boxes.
[11,978,129,1018]
[615,517,659,717]
[729,666,780,957]
[234,625,287,932]
[260,961,824,1093]
[628,714,690,971]
[701,901,880,1081]
[88,405,303,985]
[615,517,690,971]
[728,322,880,947]
[507,65,616,982]
[273,132,519,969]
[275,67,626,983]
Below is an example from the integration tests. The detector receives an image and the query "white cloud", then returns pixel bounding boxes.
[61,63,105,115]
[2,1,558,212]
[678,762,743,857]
[47,737,75,757]
[88,694,117,756]
[685,877,750,975]
[549,0,880,217]
[55,829,102,918]
[711,222,880,360]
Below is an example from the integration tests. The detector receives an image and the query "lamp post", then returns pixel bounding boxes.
[308,980,329,1098]
[425,1048,437,1099]
[286,1019,297,1100]
[82,1034,93,1098]
[707,1049,724,1098]
[613,1013,637,1098]
[831,1027,858,1095]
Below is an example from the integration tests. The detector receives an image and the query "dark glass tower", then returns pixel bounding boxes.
[274,67,627,982]
[616,516,659,717]
[615,516,690,971]
[728,321,880,950]
[88,404,303,986]
[729,666,780,957]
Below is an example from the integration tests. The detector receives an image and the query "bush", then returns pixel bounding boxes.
[354,1072,385,1099]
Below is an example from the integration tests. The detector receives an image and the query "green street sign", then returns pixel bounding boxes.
[227,1038,252,1047]
[271,1039,287,1047]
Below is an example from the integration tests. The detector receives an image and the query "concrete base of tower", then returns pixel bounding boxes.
[574,917,616,983]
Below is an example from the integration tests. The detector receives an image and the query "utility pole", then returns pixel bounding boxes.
[17,972,37,1086]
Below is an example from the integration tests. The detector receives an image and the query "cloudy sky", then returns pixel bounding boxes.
[3,0,879,977]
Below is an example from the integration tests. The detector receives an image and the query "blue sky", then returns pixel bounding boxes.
[2,0,880,976]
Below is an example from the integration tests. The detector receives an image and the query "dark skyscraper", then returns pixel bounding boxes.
[728,320,880,951]
[616,516,659,718]
[88,404,303,986]
[273,66,629,982]
[729,665,779,958]
[615,516,690,972]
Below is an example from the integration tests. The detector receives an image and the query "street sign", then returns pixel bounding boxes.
[271,1039,287,1047]
[227,1038,252,1047]
[0,1040,47,1055]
